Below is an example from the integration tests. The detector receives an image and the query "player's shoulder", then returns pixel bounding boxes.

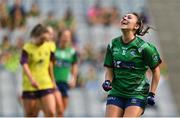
[23,41,32,47]
[44,41,56,52]
[137,38,156,53]
[135,36,146,46]
[68,47,76,55]
[108,36,121,48]
[44,41,55,46]
[23,41,33,51]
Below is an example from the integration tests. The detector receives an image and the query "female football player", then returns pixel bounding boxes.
[46,26,64,116]
[20,24,56,117]
[102,12,162,117]
[53,29,78,116]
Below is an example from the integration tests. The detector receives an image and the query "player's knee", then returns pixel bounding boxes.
[45,109,56,117]
[25,111,38,117]
[57,109,64,117]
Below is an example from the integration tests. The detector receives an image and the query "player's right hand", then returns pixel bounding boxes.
[30,79,39,89]
[102,80,112,91]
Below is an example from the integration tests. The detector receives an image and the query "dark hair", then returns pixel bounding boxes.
[132,12,150,36]
[30,24,48,38]
[56,29,72,46]
[57,29,71,39]
[57,30,63,39]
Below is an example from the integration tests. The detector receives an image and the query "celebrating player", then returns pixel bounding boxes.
[102,12,162,117]
[20,24,56,117]
[53,29,78,116]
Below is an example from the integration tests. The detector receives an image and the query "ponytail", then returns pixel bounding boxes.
[132,12,152,36]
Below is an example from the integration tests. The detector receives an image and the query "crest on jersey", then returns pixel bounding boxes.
[113,48,120,55]
[130,50,136,56]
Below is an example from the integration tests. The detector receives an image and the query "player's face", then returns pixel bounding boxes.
[36,32,49,45]
[47,27,55,40]
[120,14,139,30]
[59,30,72,46]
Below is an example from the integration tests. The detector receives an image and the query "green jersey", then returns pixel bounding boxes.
[54,47,78,83]
[104,36,162,100]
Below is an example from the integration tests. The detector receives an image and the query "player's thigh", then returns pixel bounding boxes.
[106,104,124,117]
[123,106,143,117]
[54,91,64,114]
[22,99,39,116]
[40,93,56,116]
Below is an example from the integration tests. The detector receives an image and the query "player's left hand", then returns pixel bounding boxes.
[68,78,76,88]
[147,92,155,106]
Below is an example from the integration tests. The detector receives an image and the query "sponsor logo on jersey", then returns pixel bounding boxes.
[56,60,71,67]
[113,60,135,69]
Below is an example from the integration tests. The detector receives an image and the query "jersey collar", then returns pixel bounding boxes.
[120,36,137,46]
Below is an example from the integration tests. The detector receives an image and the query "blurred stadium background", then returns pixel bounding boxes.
[0,0,179,117]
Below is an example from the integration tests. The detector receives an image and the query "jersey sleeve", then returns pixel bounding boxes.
[20,50,28,65]
[22,43,30,52]
[50,52,55,61]
[20,43,30,65]
[104,44,113,68]
[142,43,162,70]
[72,51,78,64]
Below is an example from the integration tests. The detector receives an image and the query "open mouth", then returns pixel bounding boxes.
[121,20,129,25]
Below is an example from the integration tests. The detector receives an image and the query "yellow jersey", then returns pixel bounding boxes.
[22,41,56,91]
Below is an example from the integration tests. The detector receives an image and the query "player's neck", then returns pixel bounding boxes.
[59,44,68,49]
[121,31,135,44]
[31,39,44,46]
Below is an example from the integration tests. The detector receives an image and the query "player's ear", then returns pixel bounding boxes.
[134,24,139,30]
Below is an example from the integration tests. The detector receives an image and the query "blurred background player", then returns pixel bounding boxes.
[46,26,64,116]
[102,12,162,117]
[20,24,57,117]
[53,29,78,116]
[46,26,56,41]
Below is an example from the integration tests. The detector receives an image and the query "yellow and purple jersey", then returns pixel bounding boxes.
[21,41,56,91]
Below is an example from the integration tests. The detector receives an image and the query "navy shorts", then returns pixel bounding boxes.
[56,82,69,97]
[106,95,147,110]
[22,88,55,99]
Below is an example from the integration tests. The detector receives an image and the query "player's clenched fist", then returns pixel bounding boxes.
[147,92,155,106]
[102,80,112,91]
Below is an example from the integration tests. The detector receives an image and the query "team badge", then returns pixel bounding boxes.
[130,50,136,56]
